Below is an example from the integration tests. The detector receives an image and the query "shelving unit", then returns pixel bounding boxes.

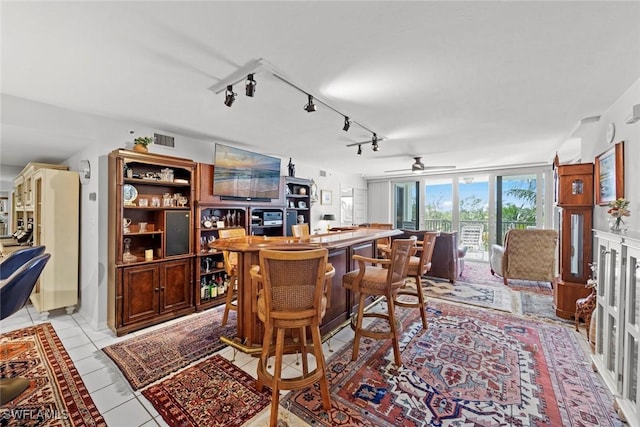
[108,149,196,336]
[194,205,245,310]
[284,176,311,236]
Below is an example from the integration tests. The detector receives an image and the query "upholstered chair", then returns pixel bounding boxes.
[217,228,247,326]
[250,248,335,427]
[342,238,414,367]
[490,229,558,286]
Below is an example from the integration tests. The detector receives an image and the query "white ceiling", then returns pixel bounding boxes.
[2,1,640,179]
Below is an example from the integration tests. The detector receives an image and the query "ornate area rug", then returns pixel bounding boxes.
[103,306,236,390]
[282,301,622,426]
[0,324,106,426]
[461,260,553,295]
[420,278,518,313]
[142,354,270,427]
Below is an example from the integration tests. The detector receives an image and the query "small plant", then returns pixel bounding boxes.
[607,198,630,230]
[133,136,154,147]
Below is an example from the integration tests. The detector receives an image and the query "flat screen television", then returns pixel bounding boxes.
[213,144,281,201]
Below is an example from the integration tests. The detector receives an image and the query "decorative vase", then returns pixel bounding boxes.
[608,217,628,232]
[133,143,148,153]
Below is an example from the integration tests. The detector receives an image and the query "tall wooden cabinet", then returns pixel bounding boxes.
[593,230,640,426]
[11,163,79,319]
[108,150,196,336]
[553,162,594,319]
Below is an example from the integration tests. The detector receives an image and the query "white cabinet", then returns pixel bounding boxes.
[593,230,640,425]
[12,163,79,319]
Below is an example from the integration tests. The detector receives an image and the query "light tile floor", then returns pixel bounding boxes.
[0,303,362,426]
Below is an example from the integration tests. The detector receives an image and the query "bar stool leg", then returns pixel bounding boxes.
[415,276,428,329]
[386,295,402,367]
[221,273,237,326]
[256,323,274,393]
[270,327,286,427]
[300,327,309,375]
[311,323,331,411]
[351,293,367,361]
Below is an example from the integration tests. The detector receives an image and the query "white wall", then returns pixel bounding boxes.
[582,77,640,233]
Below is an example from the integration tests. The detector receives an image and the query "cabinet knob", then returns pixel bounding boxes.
[155,287,160,292]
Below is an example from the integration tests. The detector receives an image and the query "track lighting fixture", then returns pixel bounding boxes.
[224,85,236,107]
[245,74,256,97]
[371,133,380,152]
[210,59,383,156]
[304,95,317,112]
[343,116,351,131]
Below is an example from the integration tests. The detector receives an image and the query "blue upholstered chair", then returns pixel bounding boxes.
[0,252,51,405]
[0,245,46,280]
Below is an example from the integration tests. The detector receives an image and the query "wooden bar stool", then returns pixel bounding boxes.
[218,228,247,326]
[392,231,438,330]
[342,238,414,367]
[251,248,335,427]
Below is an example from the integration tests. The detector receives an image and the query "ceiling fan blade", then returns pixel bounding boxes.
[422,165,456,170]
[383,168,411,173]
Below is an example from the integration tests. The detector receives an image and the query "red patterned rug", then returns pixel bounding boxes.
[0,323,106,426]
[142,354,270,427]
[103,306,237,390]
[282,301,621,426]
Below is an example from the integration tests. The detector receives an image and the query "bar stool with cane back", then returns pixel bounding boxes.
[250,248,335,427]
[342,238,414,367]
[388,231,438,330]
[217,227,247,326]
[291,223,310,238]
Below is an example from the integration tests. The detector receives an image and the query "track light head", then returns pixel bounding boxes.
[245,74,256,97]
[343,116,351,131]
[224,85,236,107]
[304,95,317,112]
[371,133,380,151]
[357,144,362,155]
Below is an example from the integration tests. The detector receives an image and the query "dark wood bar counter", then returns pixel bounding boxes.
[209,228,401,352]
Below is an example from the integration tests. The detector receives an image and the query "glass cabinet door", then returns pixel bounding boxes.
[624,246,640,409]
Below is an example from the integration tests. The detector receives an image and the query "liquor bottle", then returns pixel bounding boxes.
[218,274,225,295]
[200,278,207,301]
[223,274,230,294]
[210,278,218,298]
[216,275,224,296]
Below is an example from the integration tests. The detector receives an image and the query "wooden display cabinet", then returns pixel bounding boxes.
[108,149,196,335]
[553,162,594,319]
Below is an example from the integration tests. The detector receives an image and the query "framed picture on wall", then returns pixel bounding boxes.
[595,141,624,206]
[321,190,332,205]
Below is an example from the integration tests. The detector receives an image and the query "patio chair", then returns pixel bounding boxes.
[460,224,483,252]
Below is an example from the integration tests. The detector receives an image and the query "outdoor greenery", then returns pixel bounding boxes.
[422,178,538,247]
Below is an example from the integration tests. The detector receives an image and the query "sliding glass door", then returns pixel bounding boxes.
[495,174,539,244]
[424,178,453,232]
[393,181,418,230]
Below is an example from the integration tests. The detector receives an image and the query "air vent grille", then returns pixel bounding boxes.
[154,133,175,148]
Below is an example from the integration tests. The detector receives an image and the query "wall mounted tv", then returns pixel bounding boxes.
[213,144,282,201]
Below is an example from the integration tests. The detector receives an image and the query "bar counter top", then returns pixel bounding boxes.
[207,227,401,352]
[209,227,401,252]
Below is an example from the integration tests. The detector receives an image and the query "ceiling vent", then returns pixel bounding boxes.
[154,133,175,148]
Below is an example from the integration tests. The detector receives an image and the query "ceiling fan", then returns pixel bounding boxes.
[384,157,456,174]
